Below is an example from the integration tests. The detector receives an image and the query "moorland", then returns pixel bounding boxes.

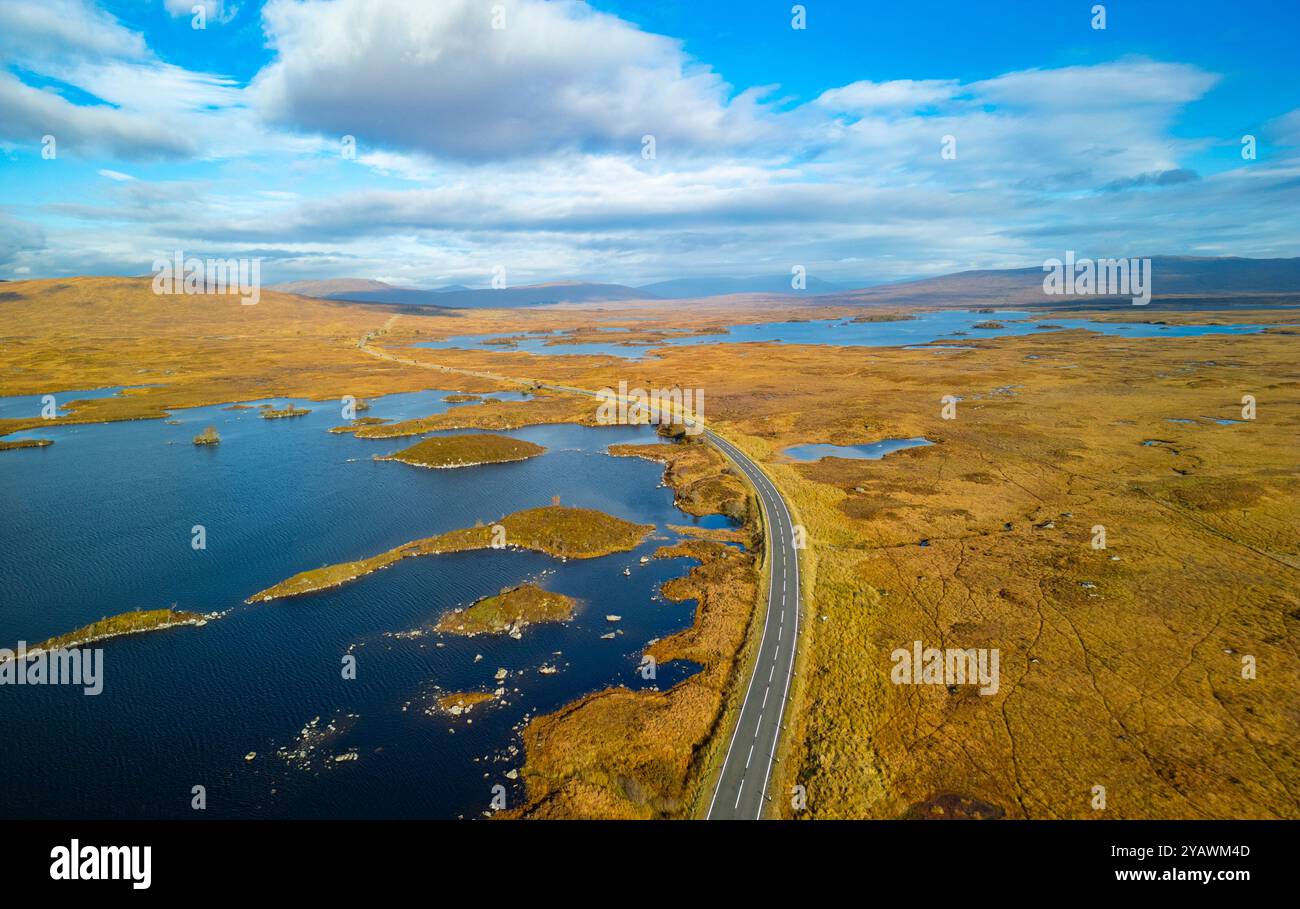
[2,274,1296,819]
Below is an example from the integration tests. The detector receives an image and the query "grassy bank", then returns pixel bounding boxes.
[609,438,749,519]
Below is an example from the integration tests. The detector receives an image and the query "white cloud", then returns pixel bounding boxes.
[252,0,771,161]
[815,79,960,114]
[0,0,300,161]
[0,213,45,267]
[0,72,198,158]
[809,61,1221,192]
[1266,108,1300,146]
[1,1,1295,286]
[0,0,146,64]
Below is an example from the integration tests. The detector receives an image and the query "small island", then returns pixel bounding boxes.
[2,606,208,661]
[259,403,311,419]
[376,433,545,469]
[847,312,918,323]
[443,393,483,404]
[0,438,53,451]
[972,320,1006,330]
[247,505,652,602]
[436,584,576,636]
[329,416,390,432]
[192,425,221,445]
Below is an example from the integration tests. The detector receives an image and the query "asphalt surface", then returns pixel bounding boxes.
[704,430,801,820]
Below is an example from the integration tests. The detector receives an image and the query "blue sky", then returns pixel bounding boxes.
[1,0,1297,287]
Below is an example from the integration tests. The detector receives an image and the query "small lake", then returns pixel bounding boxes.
[784,437,933,461]
[414,311,1274,360]
[0,387,716,818]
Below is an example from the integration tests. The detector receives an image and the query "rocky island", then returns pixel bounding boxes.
[436,584,577,636]
[259,403,311,419]
[192,425,220,445]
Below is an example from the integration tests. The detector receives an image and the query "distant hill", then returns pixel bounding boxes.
[271,278,659,308]
[271,278,397,297]
[824,256,1300,309]
[638,275,846,298]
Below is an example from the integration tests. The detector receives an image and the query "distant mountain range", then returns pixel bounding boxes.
[821,256,1300,310]
[270,274,846,307]
[636,275,846,298]
[269,278,659,308]
[270,257,1300,310]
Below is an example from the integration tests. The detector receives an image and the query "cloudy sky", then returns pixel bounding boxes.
[1,0,1297,288]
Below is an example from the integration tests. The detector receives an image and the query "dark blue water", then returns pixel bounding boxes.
[784,437,933,461]
[415,311,1273,360]
[0,388,710,818]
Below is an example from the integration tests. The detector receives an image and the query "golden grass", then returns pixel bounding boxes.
[377,301,1299,820]
[8,275,1297,819]
[0,276,513,441]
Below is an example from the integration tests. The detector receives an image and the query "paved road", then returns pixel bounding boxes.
[705,431,801,820]
[359,322,802,818]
